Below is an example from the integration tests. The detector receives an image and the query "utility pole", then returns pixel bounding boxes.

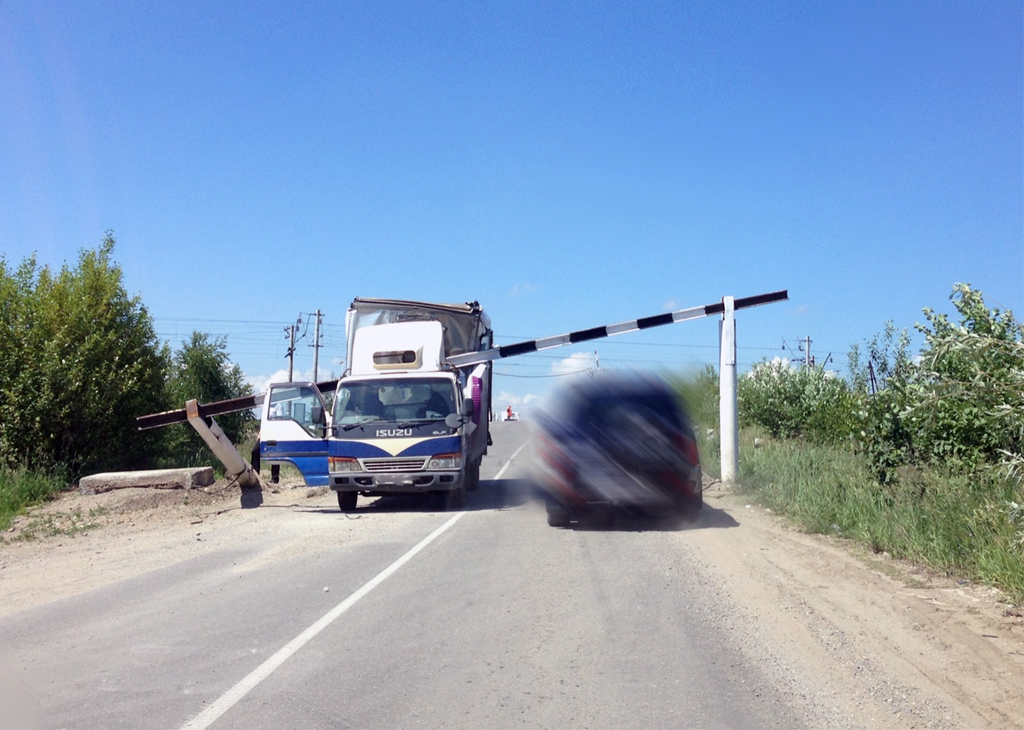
[285,321,298,381]
[312,309,323,382]
[719,296,739,483]
[786,336,814,369]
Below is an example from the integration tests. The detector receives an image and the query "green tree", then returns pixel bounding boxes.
[738,358,856,445]
[909,283,1024,467]
[0,233,168,475]
[673,364,719,433]
[848,323,916,482]
[845,286,1022,479]
[162,332,255,468]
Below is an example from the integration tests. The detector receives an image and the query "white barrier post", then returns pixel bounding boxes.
[719,296,739,482]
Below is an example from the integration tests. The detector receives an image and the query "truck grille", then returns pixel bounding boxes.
[362,457,428,472]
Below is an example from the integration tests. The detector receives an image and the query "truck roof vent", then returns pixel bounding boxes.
[373,348,422,370]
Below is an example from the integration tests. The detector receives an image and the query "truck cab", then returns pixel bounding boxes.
[328,370,477,510]
[259,301,492,512]
[258,372,477,507]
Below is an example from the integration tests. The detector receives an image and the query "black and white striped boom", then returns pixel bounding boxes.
[446,289,788,368]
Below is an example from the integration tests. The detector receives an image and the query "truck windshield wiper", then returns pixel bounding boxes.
[393,417,448,429]
[341,417,383,431]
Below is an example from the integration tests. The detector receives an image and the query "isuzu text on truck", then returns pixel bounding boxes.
[258,299,492,511]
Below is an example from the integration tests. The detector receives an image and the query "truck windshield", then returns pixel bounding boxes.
[333,379,456,426]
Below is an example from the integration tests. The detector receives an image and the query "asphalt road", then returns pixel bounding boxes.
[1,422,806,729]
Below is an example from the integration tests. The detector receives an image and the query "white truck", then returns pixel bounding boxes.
[258,299,492,510]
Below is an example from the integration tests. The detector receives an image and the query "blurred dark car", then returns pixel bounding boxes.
[532,372,702,527]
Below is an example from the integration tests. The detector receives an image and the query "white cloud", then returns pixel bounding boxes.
[496,390,540,409]
[246,366,331,394]
[496,390,540,419]
[662,299,678,311]
[551,351,597,377]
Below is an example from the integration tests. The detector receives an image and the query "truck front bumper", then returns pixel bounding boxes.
[330,471,463,494]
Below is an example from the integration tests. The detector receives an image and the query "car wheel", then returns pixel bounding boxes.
[445,483,467,510]
[546,503,570,527]
[590,505,615,528]
[337,491,357,512]
[676,493,702,522]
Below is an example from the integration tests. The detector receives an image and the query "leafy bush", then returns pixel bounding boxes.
[162,332,255,468]
[0,237,260,522]
[909,284,1024,467]
[738,358,857,445]
[673,364,719,432]
[0,234,168,475]
[673,365,720,474]
[847,323,916,482]
[846,286,1024,480]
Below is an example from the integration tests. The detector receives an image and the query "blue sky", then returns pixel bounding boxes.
[2,1,1021,413]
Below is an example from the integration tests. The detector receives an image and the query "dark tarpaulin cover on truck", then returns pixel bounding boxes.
[346,298,492,362]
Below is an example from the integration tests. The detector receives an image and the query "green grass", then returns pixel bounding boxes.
[9,506,107,542]
[736,432,1024,604]
[0,464,71,531]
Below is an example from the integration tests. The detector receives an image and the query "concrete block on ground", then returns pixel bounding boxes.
[79,467,215,495]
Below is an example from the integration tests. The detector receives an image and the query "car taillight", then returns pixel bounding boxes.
[674,432,700,468]
[329,457,359,473]
[536,435,585,504]
[665,471,698,494]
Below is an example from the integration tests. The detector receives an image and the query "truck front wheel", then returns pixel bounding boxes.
[444,483,466,510]
[465,462,480,492]
[337,491,357,512]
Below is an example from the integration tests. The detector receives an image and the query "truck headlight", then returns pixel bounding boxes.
[427,453,462,470]
[329,457,360,473]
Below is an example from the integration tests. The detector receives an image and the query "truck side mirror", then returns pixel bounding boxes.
[443,399,475,429]
[312,404,324,425]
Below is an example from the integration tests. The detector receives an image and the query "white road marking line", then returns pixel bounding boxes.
[180,511,466,730]
[493,439,530,481]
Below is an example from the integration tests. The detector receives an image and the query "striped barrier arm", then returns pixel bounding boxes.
[447,290,788,368]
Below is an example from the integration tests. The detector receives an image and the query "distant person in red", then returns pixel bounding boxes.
[507,405,513,420]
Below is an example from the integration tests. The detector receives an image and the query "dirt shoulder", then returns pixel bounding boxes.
[693,482,1024,729]
[0,477,344,619]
